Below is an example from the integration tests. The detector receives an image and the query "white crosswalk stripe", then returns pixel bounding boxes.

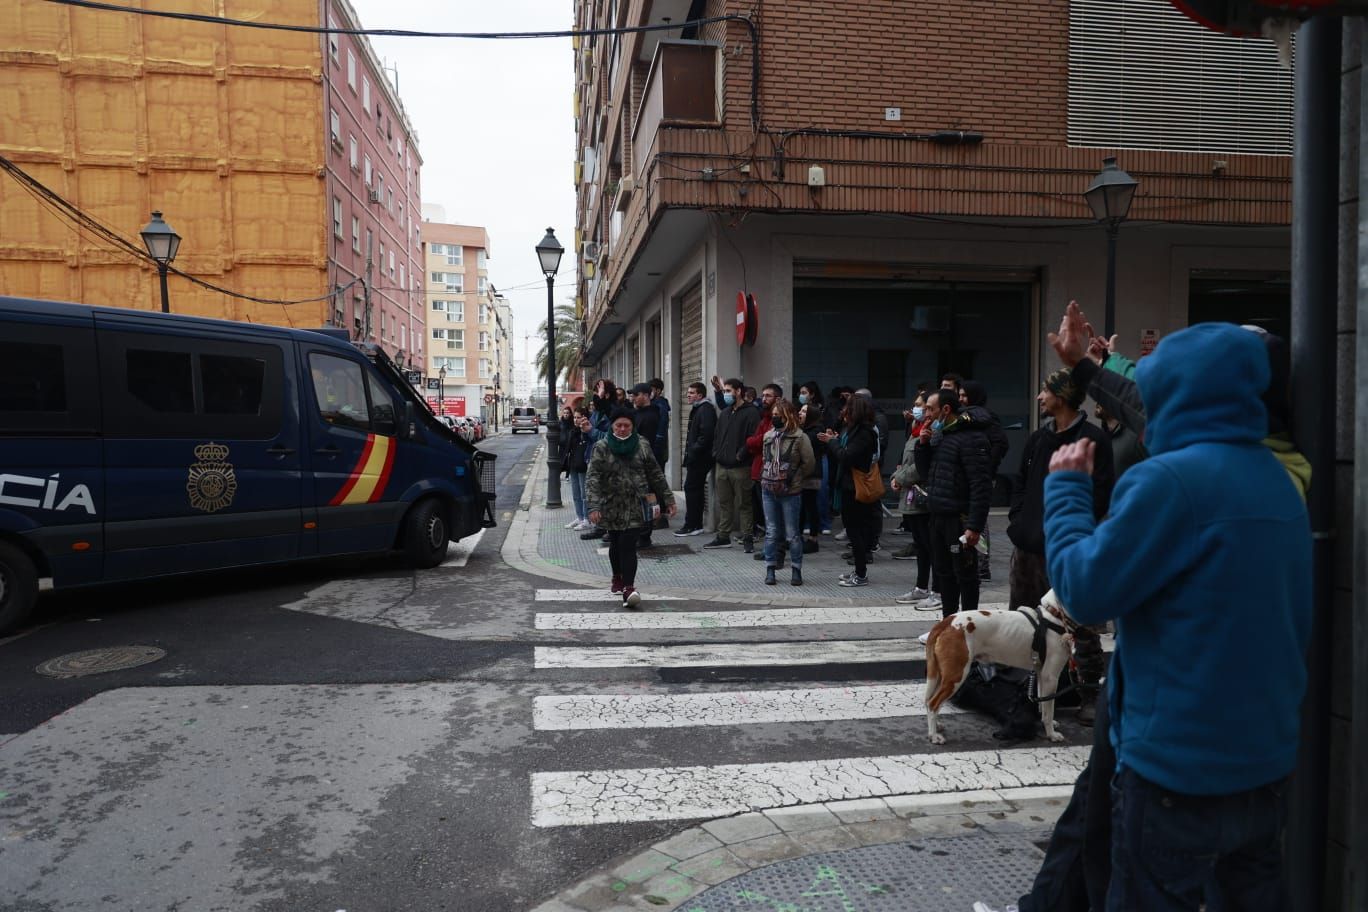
[530,746,1091,827]
[534,639,924,669]
[532,683,962,731]
[526,587,1089,828]
[533,588,685,602]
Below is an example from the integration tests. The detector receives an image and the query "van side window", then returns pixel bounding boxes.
[310,354,371,432]
[127,350,195,413]
[202,354,265,416]
[0,341,66,411]
[366,372,397,437]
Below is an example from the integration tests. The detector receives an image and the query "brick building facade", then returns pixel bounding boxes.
[574,0,1294,487]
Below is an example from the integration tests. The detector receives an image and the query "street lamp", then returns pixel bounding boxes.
[535,227,565,508]
[140,210,181,314]
[1083,157,1139,339]
[437,365,447,417]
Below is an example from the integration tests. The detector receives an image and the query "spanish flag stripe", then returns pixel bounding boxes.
[370,435,397,503]
[342,435,392,505]
[328,434,376,507]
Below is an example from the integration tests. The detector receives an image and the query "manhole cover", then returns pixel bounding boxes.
[686,834,1048,911]
[641,544,696,558]
[35,646,167,678]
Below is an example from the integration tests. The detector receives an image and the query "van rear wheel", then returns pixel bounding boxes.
[0,541,38,636]
[403,499,449,569]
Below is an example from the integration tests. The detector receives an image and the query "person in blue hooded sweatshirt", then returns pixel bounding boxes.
[1041,322,1312,912]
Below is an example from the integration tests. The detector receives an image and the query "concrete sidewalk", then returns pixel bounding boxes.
[503,446,1013,607]
[530,785,1068,911]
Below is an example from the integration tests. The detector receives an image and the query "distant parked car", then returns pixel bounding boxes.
[440,415,474,443]
[471,416,488,441]
[511,407,539,434]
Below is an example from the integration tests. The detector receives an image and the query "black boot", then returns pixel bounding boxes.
[764,567,776,586]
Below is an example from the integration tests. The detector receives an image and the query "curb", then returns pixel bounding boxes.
[527,786,1071,911]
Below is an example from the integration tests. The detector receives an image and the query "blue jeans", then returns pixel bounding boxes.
[1108,767,1288,912]
[568,471,587,522]
[761,490,803,568]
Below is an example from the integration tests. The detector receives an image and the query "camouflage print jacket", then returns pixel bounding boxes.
[584,435,675,531]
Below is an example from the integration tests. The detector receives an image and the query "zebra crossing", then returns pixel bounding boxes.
[526,587,1092,829]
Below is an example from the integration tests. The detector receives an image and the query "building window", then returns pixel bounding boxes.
[446,246,462,266]
[332,197,342,238]
[328,19,338,62]
[388,250,395,279]
[398,263,405,287]
[478,331,490,351]
[478,303,489,324]
[432,329,464,348]
[433,356,463,374]
[351,216,360,252]
[347,50,356,91]
[387,188,394,214]
[365,228,372,257]
[448,301,464,322]
[432,272,462,293]
[364,155,372,186]
[329,109,341,146]
[479,358,492,379]
[477,249,487,269]
[349,135,358,170]
[432,299,447,312]
[477,277,487,295]
[362,75,370,110]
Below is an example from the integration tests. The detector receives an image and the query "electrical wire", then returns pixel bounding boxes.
[0,153,362,308]
[45,0,764,128]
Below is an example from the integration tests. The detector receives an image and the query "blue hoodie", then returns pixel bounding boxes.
[1043,322,1311,795]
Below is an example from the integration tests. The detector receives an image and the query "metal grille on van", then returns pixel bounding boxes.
[1068,0,1293,155]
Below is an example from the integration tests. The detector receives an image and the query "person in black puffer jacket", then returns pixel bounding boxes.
[562,406,596,530]
[819,394,879,587]
[913,388,992,617]
[959,380,1010,581]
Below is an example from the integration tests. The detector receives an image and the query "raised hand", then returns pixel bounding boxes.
[1048,439,1096,475]
[1047,301,1090,368]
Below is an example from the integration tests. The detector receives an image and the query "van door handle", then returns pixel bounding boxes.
[267,444,297,457]
[314,444,341,457]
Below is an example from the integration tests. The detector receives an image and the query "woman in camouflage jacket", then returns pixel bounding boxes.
[585,408,676,608]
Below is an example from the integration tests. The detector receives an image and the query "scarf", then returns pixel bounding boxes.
[607,432,640,457]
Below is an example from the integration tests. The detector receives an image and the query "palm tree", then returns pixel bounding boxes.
[534,302,582,389]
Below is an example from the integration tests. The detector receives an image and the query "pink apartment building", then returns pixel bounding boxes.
[322,0,424,366]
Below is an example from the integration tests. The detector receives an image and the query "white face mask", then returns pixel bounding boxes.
[912,406,925,421]
[613,429,633,440]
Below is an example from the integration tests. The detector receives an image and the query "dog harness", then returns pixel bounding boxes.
[1016,606,1075,704]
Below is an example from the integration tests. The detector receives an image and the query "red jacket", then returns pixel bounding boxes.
[746,409,773,481]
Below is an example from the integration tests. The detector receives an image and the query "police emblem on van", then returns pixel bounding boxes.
[187,442,238,513]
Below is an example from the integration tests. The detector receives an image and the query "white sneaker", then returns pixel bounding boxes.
[576,519,593,531]
[895,587,931,605]
[834,530,849,542]
[918,593,943,612]
[918,631,931,645]
[971,903,1018,912]
[565,519,581,529]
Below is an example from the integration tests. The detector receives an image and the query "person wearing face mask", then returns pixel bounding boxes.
[890,393,938,609]
[704,378,760,549]
[675,381,717,536]
[796,381,831,537]
[585,408,676,608]
[746,384,785,563]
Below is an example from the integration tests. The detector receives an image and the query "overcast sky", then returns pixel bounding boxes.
[351,0,578,365]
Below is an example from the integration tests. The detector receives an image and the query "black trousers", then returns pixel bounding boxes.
[840,498,878,577]
[800,488,820,537]
[606,527,641,586]
[683,458,712,530]
[1019,682,1114,912]
[929,512,979,617]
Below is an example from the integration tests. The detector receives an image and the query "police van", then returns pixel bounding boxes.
[0,296,496,634]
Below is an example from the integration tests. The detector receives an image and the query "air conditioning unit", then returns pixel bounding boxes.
[368,187,381,203]
[619,177,636,194]
[583,242,600,261]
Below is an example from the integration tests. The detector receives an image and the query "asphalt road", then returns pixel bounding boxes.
[0,429,1090,912]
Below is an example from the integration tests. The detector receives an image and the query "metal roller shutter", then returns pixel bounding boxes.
[678,282,703,463]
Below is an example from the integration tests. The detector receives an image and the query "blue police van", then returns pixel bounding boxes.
[0,296,496,634]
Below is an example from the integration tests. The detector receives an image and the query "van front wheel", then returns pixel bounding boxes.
[403,499,449,569]
[0,541,38,636]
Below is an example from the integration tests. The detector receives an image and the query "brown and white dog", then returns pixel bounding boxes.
[923,590,1076,744]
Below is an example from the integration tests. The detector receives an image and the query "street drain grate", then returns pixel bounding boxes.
[640,544,696,558]
[35,646,167,678]
[686,834,1049,911]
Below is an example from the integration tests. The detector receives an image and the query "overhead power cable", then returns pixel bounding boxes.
[45,0,763,128]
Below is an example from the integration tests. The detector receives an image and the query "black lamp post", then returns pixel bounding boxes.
[1083,157,1138,339]
[140,210,181,314]
[437,365,447,417]
[535,227,564,508]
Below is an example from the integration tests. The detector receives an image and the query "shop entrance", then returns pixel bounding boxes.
[793,271,1035,502]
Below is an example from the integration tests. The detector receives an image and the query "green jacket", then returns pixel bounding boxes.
[1263,432,1312,501]
[584,436,674,530]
